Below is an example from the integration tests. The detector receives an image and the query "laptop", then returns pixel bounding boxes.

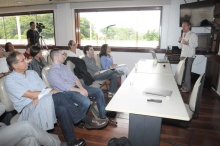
[144,88,173,97]
[151,51,169,63]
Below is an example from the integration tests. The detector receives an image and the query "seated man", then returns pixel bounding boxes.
[47,49,107,120]
[0,121,66,146]
[67,40,84,58]
[82,45,118,97]
[5,52,107,146]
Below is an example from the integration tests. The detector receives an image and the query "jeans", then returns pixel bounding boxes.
[94,70,118,93]
[52,92,90,143]
[180,57,195,91]
[83,85,106,118]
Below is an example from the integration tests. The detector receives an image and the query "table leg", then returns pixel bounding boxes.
[128,113,162,146]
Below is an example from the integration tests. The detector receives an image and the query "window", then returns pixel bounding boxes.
[0,11,55,46]
[75,7,161,48]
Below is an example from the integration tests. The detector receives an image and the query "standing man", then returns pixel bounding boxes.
[27,22,39,46]
[178,20,198,92]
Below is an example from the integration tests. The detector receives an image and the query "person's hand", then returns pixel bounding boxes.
[113,64,118,67]
[182,39,189,45]
[94,72,100,76]
[178,37,182,43]
[79,88,88,97]
[32,98,38,106]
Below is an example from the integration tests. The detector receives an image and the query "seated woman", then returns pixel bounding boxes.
[4,42,15,57]
[99,44,129,83]
[29,46,47,77]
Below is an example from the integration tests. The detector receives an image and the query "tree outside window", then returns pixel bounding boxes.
[0,11,55,46]
[77,8,161,48]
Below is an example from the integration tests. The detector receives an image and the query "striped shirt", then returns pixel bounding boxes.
[47,63,78,91]
[178,31,198,58]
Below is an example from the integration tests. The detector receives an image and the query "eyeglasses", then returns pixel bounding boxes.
[16,58,27,64]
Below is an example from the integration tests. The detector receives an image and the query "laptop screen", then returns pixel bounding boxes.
[151,51,157,60]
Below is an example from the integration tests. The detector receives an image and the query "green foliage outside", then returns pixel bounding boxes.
[80,17,159,41]
[0,13,54,40]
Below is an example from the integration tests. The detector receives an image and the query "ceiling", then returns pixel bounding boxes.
[0,0,130,8]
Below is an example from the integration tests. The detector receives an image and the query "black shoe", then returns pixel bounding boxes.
[85,118,108,130]
[67,139,86,146]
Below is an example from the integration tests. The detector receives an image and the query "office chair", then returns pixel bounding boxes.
[161,74,205,146]
[175,58,186,86]
[0,76,20,124]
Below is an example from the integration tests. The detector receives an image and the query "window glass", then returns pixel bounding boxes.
[0,12,55,46]
[78,9,161,48]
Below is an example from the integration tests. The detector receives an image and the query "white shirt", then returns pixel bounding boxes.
[178,31,198,58]
[66,49,84,58]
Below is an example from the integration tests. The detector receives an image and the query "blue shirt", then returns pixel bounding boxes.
[100,55,113,70]
[47,63,78,91]
[4,70,46,112]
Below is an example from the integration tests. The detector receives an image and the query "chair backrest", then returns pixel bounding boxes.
[66,60,75,71]
[47,55,52,65]
[0,76,14,112]
[42,65,52,88]
[175,59,186,85]
[189,74,205,119]
[94,54,102,68]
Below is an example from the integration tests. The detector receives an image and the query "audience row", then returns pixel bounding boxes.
[0,41,129,146]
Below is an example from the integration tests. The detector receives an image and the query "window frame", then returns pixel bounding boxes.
[0,10,56,46]
[75,6,163,52]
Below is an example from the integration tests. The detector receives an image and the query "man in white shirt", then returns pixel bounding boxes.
[67,40,84,58]
[178,20,198,92]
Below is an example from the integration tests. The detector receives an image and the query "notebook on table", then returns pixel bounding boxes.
[151,51,169,63]
[144,88,173,97]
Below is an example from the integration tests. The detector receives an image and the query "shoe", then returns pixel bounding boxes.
[67,139,86,146]
[85,118,108,130]
[100,117,117,126]
[108,92,115,98]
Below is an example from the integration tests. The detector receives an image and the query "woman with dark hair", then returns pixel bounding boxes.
[99,44,129,83]
[29,46,47,77]
[4,42,15,57]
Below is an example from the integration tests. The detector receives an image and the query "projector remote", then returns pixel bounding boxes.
[147,99,162,103]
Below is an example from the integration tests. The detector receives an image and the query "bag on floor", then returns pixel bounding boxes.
[108,137,132,146]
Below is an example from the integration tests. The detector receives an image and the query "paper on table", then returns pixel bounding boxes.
[0,58,9,73]
[38,88,52,100]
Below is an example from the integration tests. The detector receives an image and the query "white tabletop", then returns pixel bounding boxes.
[132,59,173,75]
[106,71,190,121]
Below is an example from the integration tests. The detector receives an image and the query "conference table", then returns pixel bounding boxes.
[106,59,190,146]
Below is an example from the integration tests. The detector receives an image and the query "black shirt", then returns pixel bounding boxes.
[26,29,39,45]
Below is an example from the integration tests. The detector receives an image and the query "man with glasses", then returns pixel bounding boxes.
[67,40,84,58]
[5,51,107,146]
